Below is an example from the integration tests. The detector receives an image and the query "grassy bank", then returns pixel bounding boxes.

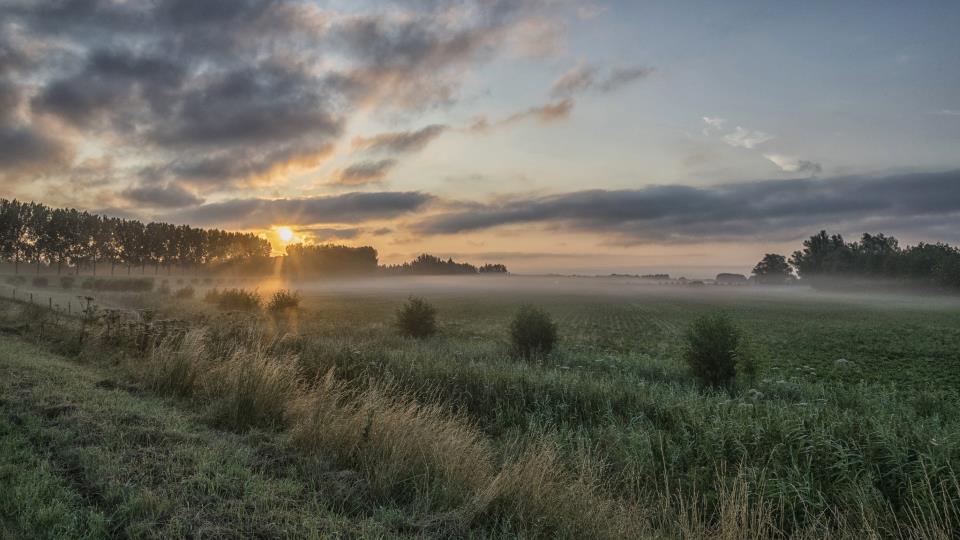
[2,280,959,538]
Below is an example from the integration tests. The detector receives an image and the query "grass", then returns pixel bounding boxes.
[0,336,409,538]
[2,277,960,537]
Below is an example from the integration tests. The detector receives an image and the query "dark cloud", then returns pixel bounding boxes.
[352,124,448,154]
[413,170,960,243]
[149,66,341,148]
[3,0,556,191]
[170,191,433,229]
[551,64,653,98]
[0,124,70,172]
[171,144,336,188]
[302,227,363,241]
[122,182,204,208]
[331,159,399,185]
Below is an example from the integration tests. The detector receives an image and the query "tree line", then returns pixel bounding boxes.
[381,254,508,275]
[751,231,960,289]
[0,199,270,275]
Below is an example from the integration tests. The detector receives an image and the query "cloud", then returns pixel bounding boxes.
[171,144,336,189]
[551,63,653,98]
[937,109,960,116]
[721,126,774,149]
[702,116,820,174]
[412,170,960,244]
[122,182,204,208]
[170,191,433,229]
[352,124,448,154]
[763,154,822,176]
[0,124,70,173]
[2,0,569,194]
[330,159,399,185]
[469,99,574,133]
[301,227,363,241]
[701,116,727,135]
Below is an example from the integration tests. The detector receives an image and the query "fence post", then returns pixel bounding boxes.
[68,301,71,315]
[49,297,52,309]
[30,292,33,304]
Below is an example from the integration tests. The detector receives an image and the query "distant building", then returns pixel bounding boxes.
[715,273,748,285]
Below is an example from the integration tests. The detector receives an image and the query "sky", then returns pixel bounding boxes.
[1,0,959,276]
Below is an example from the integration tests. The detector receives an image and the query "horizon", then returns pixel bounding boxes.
[2,1,959,274]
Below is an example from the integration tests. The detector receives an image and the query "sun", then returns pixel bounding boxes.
[276,226,294,243]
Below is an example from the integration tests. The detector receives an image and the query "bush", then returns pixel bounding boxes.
[173,286,195,299]
[5,275,26,286]
[266,289,301,312]
[32,276,49,288]
[509,304,558,359]
[683,313,745,388]
[60,276,75,289]
[206,288,261,311]
[158,280,171,295]
[395,296,437,338]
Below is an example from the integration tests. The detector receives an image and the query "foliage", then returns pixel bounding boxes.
[60,276,74,289]
[204,288,262,311]
[31,276,48,288]
[4,284,960,538]
[791,230,960,289]
[751,253,793,284]
[683,313,743,388]
[479,263,509,273]
[395,296,437,338]
[284,243,379,277]
[715,272,747,284]
[383,253,479,275]
[266,289,301,312]
[509,304,558,359]
[0,198,270,275]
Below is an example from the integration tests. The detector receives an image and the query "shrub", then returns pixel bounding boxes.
[683,313,744,388]
[32,276,49,288]
[395,296,437,338]
[509,304,558,359]
[158,280,171,295]
[60,276,75,289]
[208,288,261,311]
[5,275,26,286]
[266,289,301,312]
[173,286,195,299]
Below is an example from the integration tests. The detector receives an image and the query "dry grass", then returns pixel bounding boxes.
[5,296,958,539]
[140,319,651,536]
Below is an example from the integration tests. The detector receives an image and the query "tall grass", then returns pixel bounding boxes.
[2,298,959,538]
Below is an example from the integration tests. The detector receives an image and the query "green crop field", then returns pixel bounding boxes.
[2,276,960,538]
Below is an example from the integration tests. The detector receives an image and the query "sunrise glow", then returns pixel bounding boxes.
[277,227,295,244]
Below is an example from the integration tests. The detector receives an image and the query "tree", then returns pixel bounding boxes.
[752,253,793,284]
[0,200,28,274]
[790,230,851,277]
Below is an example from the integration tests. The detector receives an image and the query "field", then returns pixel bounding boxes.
[2,275,960,538]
